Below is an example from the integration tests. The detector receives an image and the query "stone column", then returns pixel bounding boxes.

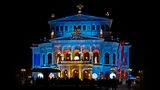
[89,46,93,61]
[81,46,83,52]
[79,66,82,80]
[89,68,92,80]
[68,66,71,78]
[45,52,48,65]
[71,46,73,60]
[90,46,92,52]
[61,46,64,61]
[80,46,83,60]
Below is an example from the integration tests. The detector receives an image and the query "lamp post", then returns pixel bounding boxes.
[128,68,132,79]
[21,68,26,78]
[21,68,26,85]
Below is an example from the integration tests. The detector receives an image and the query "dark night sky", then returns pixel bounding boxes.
[10,0,146,74]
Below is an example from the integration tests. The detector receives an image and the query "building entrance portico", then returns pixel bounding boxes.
[73,70,79,78]
[59,63,92,80]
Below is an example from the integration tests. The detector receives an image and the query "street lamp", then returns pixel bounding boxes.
[128,68,132,72]
[21,68,26,72]
[21,68,26,78]
[128,68,132,78]
[21,68,26,85]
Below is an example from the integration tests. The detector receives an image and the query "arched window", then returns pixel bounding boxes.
[93,50,99,64]
[93,53,99,64]
[83,50,89,61]
[55,50,61,63]
[105,53,109,64]
[63,70,68,78]
[83,70,89,79]
[83,25,86,30]
[84,52,89,60]
[48,53,52,64]
[74,50,80,60]
[73,70,79,78]
[113,53,115,64]
[64,50,71,61]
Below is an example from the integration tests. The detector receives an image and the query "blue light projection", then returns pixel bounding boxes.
[48,14,112,37]
[31,14,131,80]
[34,54,40,66]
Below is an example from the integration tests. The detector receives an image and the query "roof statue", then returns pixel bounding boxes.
[77,4,83,14]
[71,26,82,40]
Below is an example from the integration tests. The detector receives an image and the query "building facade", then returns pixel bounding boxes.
[31,13,131,80]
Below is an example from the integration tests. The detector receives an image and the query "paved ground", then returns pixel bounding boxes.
[95,84,143,90]
[16,82,144,90]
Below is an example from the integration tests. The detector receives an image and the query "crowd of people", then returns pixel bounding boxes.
[16,76,141,90]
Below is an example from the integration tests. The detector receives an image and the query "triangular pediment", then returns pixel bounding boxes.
[49,14,111,22]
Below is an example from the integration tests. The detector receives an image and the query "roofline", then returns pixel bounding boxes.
[48,14,112,24]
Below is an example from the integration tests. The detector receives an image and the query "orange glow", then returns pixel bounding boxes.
[83,50,89,53]
[93,50,99,53]
[64,50,70,55]
[74,50,79,54]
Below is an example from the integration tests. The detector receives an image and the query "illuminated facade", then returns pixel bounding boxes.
[31,13,131,80]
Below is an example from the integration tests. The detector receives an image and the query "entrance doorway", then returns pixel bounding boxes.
[83,70,89,79]
[73,70,79,78]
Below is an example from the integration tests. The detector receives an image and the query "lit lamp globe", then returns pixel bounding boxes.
[21,68,26,72]
[38,73,44,79]
[109,72,116,79]
[49,73,54,79]
[92,73,98,80]
[74,56,79,60]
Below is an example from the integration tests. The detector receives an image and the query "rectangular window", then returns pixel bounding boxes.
[74,26,76,30]
[92,25,95,30]
[83,25,86,30]
[60,26,63,31]
[78,25,81,30]
[105,53,109,64]
[97,25,100,30]
[65,26,68,31]
[56,26,59,31]
[113,54,115,64]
